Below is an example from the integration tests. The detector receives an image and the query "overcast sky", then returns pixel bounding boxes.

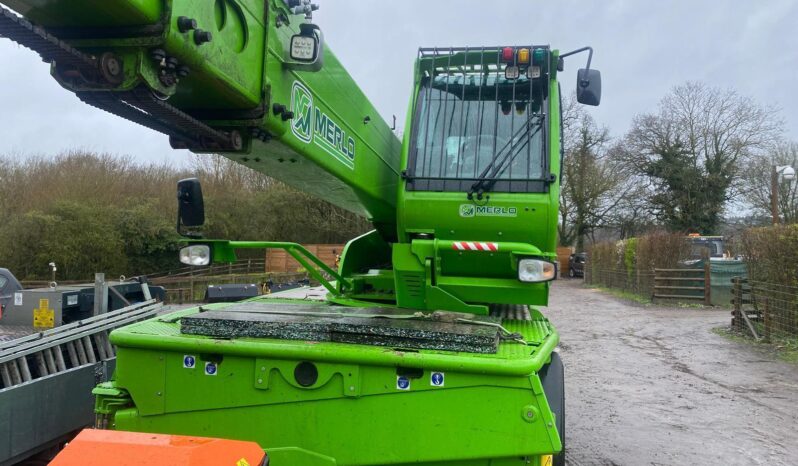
[0,0,795,166]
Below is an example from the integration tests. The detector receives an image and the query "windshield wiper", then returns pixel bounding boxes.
[468,114,545,199]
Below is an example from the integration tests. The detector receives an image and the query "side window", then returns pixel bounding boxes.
[0,276,8,292]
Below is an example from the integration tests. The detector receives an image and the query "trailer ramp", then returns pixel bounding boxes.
[0,300,162,465]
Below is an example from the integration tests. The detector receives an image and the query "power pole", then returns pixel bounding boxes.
[771,165,779,225]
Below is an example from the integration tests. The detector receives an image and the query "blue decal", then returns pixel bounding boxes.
[396,375,410,390]
[204,362,218,376]
[183,355,196,369]
[431,372,444,387]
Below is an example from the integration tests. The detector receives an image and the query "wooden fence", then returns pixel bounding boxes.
[265,244,343,273]
[653,263,711,305]
[731,278,798,342]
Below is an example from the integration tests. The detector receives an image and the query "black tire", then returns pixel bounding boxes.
[568,267,575,278]
[539,352,565,466]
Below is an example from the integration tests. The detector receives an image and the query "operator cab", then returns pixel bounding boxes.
[405,46,600,198]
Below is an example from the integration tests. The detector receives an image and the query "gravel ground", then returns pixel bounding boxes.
[547,279,798,466]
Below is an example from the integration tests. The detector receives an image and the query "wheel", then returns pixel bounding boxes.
[539,352,565,466]
[568,267,575,278]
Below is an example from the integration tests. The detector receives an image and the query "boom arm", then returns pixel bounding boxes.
[0,0,402,239]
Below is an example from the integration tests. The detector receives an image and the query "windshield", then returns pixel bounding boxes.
[689,238,724,259]
[407,73,547,193]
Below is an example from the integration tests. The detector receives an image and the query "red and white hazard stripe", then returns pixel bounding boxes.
[451,241,499,252]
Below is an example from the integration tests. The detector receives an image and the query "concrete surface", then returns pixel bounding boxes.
[548,280,798,466]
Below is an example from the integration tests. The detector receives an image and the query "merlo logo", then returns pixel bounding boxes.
[459,204,476,218]
[291,81,313,143]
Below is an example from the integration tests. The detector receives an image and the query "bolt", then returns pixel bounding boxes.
[107,59,120,76]
[547,421,553,427]
[156,391,162,396]
[257,378,263,384]
[194,29,213,45]
[165,57,179,71]
[150,49,166,62]
[526,410,534,418]
[177,16,198,33]
[349,386,355,391]
[99,52,124,84]
[230,131,243,150]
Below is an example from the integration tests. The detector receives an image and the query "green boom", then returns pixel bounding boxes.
[0,0,602,464]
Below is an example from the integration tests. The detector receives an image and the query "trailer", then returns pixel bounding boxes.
[0,300,161,465]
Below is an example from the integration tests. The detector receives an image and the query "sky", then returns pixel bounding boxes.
[0,0,796,166]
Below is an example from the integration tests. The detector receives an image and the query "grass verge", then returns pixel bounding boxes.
[586,285,651,305]
[712,326,798,364]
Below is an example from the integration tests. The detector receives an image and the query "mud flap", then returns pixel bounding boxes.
[539,351,564,466]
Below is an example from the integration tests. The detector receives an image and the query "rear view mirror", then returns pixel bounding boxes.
[287,23,324,72]
[576,68,602,106]
[177,178,205,236]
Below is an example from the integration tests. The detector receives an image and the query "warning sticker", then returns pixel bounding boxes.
[13,292,22,306]
[430,372,445,387]
[183,355,196,369]
[541,455,553,466]
[236,460,251,466]
[396,375,410,390]
[33,298,55,328]
[204,362,218,376]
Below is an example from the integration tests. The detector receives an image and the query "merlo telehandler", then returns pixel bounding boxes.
[0,1,601,464]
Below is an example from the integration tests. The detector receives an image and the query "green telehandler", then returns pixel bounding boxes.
[0,1,601,464]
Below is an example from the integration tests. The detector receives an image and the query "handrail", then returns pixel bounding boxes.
[193,240,350,296]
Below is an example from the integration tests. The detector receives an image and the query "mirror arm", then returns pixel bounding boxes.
[559,46,594,71]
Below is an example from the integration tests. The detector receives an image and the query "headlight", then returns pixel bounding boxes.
[518,259,556,282]
[179,245,211,266]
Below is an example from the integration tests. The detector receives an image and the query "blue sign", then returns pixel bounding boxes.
[431,372,445,387]
[204,362,217,376]
[396,375,410,390]
[183,355,196,369]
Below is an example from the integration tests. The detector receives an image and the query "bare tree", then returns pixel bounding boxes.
[559,96,640,250]
[742,141,798,223]
[618,82,782,233]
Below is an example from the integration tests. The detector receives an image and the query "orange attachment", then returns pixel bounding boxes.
[50,429,266,466]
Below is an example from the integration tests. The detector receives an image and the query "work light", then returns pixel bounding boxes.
[179,245,211,266]
[518,259,556,283]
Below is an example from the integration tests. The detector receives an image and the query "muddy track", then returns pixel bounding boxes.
[547,280,798,466]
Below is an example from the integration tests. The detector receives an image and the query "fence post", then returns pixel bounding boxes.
[732,278,741,330]
[704,261,711,306]
[763,296,771,342]
[93,273,108,316]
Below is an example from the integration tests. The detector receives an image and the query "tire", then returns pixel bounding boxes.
[539,352,565,466]
[568,268,575,278]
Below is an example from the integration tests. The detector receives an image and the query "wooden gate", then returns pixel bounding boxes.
[653,263,711,305]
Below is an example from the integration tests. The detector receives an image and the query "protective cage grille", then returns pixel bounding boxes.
[406,46,551,194]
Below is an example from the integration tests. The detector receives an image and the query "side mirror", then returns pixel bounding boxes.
[177,178,205,236]
[576,68,602,106]
[287,23,324,72]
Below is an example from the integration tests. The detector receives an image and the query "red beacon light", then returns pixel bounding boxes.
[501,47,515,63]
